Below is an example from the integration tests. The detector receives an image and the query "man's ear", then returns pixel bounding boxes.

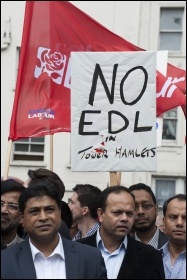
[82,206,89,216]
[97,208,103,223]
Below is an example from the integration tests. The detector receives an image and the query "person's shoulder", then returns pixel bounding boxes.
[59,220,71,240]
[159,229,168,240]
[77,234,96,244]
[1,240,26,256]
[129,237,162,254]
[63,237,99,253]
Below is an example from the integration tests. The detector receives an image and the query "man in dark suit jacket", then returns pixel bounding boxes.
[1,236,106,279]
[1,181,107,279]
[78,186,165,279]
[25,168,73,240]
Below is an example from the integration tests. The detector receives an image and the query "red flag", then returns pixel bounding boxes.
[166,63,186,119]
[167,63,186,95]
[156,69,186,117]
[9,1,186,140]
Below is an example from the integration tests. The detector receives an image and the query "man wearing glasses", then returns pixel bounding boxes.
[1,179,25,249]
[128,183,168,249]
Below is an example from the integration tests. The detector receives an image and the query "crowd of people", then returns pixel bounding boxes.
[1,168,186,279]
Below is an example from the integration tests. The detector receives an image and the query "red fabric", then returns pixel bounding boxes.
[167,64,186,118]
[156,70,186,117]
[9,1,186,140]
[167,63,186,95]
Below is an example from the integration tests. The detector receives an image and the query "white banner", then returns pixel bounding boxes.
[71,52,157,171]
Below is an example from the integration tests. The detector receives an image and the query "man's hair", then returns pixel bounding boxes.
[1,179,25,195]
[128,183,157,205]
[61,201,73,228]
[19,181,62,213]
[97,185,135,212]
[73,184,101,219]
[28,168,65,199]
[163,194,186,217]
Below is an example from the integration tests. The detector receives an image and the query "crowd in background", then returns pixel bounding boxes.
[1,168,186,279]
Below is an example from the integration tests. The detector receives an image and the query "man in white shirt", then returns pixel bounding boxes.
[1,181,107,279]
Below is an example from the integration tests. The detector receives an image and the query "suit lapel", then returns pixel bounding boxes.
[17,240,37,279]
[84,232,97,247]
[18,237,80,279]
[117,235,140,279]
[62,238,79,279]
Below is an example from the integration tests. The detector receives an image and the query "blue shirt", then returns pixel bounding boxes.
[161,242,186,279]
[96,230,127,279]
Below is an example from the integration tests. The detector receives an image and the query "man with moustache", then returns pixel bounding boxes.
[1,181,107,279]
[161,194,186,279]
[77,185,165,279]
[129,183,168,249]
[1,179,25,249]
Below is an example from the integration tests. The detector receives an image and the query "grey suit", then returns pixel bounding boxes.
[1,237,107,279]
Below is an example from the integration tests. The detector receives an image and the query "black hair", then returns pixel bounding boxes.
[73,184,101,219]
[61,201,73,228]
[163,194,186,217]
[19,181,62,213]
[1,179,25,195]
[28,168,65,199]
[128,183,157,204]
[98,185,135,211]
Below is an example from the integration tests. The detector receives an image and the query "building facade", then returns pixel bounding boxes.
[1,1,186,203]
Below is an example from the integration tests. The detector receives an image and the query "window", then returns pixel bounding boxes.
[155,179,175,206]
[162,108,177,140]
[159,7,184,51]
[12,49,45,163]
[13,137,45,161]
[153,177,186,208]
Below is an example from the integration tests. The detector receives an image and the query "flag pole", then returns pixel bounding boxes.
[50,135,53,171]
[3,139,13,180]
[117,172,121,185]
[109,172,118,186]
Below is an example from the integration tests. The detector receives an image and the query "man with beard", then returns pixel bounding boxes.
[1,179,25,249]
[128,183,168,249]
[77,185,165,279]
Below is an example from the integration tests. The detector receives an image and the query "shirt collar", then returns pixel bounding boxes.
[161,241,186,255]
[135,227,159,249]
[73,222,100,240]
[29,234,65,260]
[96,228,127,250]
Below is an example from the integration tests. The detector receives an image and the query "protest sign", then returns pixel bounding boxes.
[71,51,157,171]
